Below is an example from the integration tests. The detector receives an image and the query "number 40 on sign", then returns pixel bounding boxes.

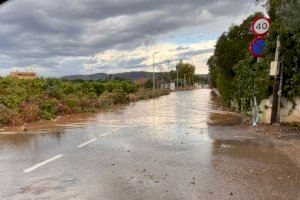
[251,16,271,36]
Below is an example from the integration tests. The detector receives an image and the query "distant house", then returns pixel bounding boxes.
[9,71,37,80]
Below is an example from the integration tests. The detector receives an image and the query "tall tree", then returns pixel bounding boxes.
[176,61,196,82]
[209,0,300,111]
[257,0,300,98]
[208,13,263,106]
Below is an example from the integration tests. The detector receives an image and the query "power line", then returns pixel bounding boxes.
[227,0,243,28]
[243,0,254,20]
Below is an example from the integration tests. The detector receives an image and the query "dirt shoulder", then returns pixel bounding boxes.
[208,124,300,168]
[207,89,300,168]
[257,125,300,168]
[0,103,127,134]
[0,112,96,134]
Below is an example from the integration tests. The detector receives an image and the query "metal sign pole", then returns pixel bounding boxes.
[249,16,271,126]
[253,57,261,127]
[277,56,284,123]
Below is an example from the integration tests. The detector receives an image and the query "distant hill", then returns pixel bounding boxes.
[61,71,154,82]
[61,71,210,83]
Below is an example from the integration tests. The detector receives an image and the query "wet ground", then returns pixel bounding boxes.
[0,89,299,200]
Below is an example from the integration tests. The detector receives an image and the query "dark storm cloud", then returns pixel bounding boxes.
[179,48,215,57]
[176,47,191,51]
[119,57,148,67]
[0,0,261,75]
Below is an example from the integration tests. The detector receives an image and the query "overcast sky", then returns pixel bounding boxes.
[0,0,265,77]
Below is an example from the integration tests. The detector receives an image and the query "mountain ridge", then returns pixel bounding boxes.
[61,71,209,82]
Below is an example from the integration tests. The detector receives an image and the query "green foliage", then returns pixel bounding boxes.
[144,79,153,89]
[176,61,195,80]
[128,88,170,101]
[40,98,59,120]
[0,77,143,125]
[0,104,19,124]
[261,0,300,99]
[46,85,64,99]
[209,0,300,111]
[100,89,129,104]
[163,61,197,87]
[233,55,271,110]
[207,56,218,87]
[208,13,263,107]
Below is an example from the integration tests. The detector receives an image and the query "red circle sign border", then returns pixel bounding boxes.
[250,16,271,36]
[249,37,266,58]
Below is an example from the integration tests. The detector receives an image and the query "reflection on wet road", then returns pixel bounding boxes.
[0,89,299,199]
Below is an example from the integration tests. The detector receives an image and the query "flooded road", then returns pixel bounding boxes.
[0,89,299,199]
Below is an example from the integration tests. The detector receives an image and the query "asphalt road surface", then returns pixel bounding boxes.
[0,89,299,200]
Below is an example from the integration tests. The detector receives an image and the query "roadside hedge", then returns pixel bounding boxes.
[0,77,167,126]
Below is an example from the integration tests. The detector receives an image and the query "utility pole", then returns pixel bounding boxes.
[90,65,93,80]
[176,58,183,91]
[152,51,160,94]
[252,57,261,127]
[271,36,281,123]
[277,56,284,123]
[153,53,155,94]
[275,36,282,123]
[167,59,170,85]
[176,65,179,91]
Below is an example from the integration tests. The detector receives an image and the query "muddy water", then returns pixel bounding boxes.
[0,89,299,200]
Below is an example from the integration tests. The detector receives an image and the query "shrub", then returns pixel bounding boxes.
[0,103,20,125]
[40,98,59,119]
[1,86,27,111]
[46,85,64,99]
[20,102,41,122]
[0,77,169,126]
[64,94,80,109]
[57,103,73,114]
[100,89,129,104]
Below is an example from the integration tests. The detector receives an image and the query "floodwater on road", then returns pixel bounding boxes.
[0,89,299,200]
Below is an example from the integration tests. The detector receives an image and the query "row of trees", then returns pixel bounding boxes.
[171,61,200,85]
[208,0,300,111]
[152,61,202,87]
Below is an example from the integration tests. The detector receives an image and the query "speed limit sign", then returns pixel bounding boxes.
[251,16,271,36]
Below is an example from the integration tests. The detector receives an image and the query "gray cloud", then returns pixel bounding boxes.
[179,48,215,58]
[176,46,191,51]
[0,0,264,76]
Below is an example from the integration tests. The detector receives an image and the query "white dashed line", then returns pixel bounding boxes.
[78,127,123,147]
[23,127,124,173]
[23,154,64,173]
[77,138,97,148]
[97,132,109,138]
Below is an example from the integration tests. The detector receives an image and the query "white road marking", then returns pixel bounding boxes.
[22,127,124,173]
[97,132,109,138]
[97,127,121,138]
[77,138,97,148]
[233,136,255,139]
[77,127,123,148]
[112,127,123,132]
[23,154,64,173]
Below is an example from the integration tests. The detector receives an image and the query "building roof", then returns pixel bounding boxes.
[10,71,37,76]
